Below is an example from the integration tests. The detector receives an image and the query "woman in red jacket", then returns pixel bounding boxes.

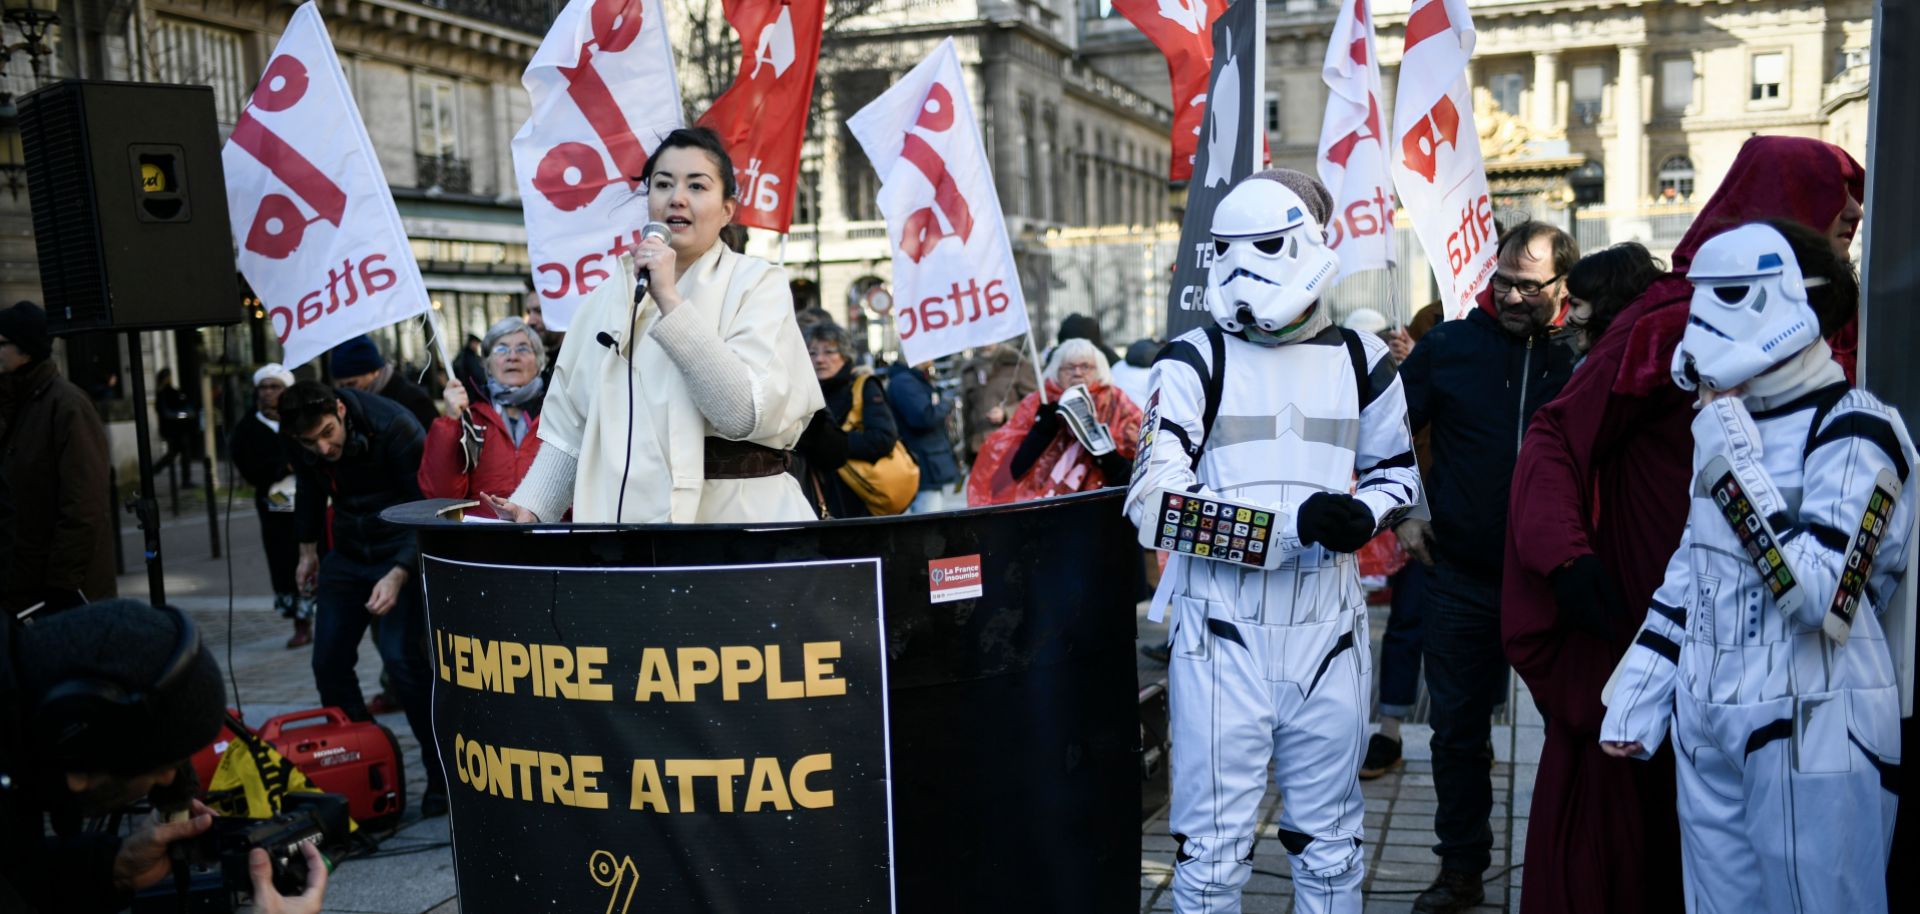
[418,317,547,517]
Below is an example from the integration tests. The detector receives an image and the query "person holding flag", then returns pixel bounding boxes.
[488,127,822,524]
[1125,169,1421,914]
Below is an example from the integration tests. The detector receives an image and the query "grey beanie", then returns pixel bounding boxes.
[21,600,226,775]
[1250,168,1335,228]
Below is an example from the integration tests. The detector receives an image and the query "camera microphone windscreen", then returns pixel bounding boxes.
[596,331,618,350]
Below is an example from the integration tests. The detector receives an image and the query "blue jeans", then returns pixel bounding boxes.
[1421,561,1508,874]
[1378,560,1427,718]
[312,552,445,793]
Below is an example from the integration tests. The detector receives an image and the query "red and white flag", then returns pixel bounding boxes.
[222,1,432,370]
[513,0,683,331]
[1389,0,1496,317]
[848,39,1029,367]
[1112,0,1229,183]
[1317,0,1396,280]
[696,0,824,233]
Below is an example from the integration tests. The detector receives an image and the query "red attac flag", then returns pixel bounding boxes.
[696,0,824,232]
[1113,0,1230,183]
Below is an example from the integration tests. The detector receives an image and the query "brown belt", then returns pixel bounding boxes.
[704,437,794,479]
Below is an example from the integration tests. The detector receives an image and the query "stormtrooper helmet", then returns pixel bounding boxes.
[1670,223,1824,392]
[1205,178,1341,340]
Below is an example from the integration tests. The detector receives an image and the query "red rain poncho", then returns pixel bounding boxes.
[966,381,1143,506]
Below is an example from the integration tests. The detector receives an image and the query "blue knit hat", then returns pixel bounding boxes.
[328,334,384,378]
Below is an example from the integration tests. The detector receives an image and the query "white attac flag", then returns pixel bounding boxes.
[223,1,433,370]
[1389,0,1497,317]
[513,0,683,330]
[848,39,1030,366]
[1317,0,1396,281]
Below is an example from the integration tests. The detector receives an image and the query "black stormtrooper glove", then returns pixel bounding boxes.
[1549,554,1624,640]
[1295,492,1378,553]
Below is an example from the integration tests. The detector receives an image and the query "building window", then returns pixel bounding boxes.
[1021,99,1043,220]
[414,77,460,158]
[1656,155,1695,201]
[152,17,248,125]
[1660,58,1694,113]
[1264,89,1282,143]
[1046,108,1065,223]
[1571,65,1604,125]
[1489,71,1526,115]
[413,76,468,192]
[794,164,819,226]
[1750,52,1785,103]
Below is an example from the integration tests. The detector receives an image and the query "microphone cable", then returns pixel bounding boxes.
[611,221,667,524]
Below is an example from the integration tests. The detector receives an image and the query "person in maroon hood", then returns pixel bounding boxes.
[1500,135,1865,914]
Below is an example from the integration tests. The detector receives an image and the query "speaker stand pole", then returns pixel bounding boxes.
[124,333,166,607]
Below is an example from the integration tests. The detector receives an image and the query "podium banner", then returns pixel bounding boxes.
[426,557,894,912]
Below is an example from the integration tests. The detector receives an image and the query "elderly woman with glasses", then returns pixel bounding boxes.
[417,316,550,518]
[965,337,1143,506]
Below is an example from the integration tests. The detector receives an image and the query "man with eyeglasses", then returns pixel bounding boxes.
[278,379,447,817]
[0,301,114,617]
[1394,222,1580,913]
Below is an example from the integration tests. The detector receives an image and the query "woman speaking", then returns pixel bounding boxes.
[487,128,822,524]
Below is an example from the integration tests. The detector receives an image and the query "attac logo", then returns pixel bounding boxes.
[928,554,984,604]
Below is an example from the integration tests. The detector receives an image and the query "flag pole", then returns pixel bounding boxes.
[1023,326,1050,406]
[777,232,789,268]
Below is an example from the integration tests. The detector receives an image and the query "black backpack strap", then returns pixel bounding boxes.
[1200,325,1227,443]
[1339,327,1374,410]
[1801,382,1854,461]
[1152,326,1229,471]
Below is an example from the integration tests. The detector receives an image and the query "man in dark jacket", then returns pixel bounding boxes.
[281,381,445,815]
[328,334,441,431]
[1395,222,1579,913]
[885,361,960,513]
[0,302,115,615]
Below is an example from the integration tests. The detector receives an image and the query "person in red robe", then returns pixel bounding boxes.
[1501,135,1865,914]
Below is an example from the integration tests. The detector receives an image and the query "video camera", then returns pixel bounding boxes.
[131,792,350,913]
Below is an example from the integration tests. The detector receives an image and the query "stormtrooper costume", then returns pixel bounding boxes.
[1601,223,1912,912]
[1126,174,1421,914]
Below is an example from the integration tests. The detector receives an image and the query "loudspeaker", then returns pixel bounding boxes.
[19,80,242,336]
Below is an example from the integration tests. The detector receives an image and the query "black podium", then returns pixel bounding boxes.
[384,489,1143,913]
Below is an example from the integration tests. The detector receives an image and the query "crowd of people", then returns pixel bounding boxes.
[0,127,1908,914]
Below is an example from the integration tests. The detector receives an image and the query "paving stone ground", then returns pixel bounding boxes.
[1133,593,1541,913]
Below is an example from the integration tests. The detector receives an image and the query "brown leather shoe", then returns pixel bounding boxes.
[285,618,312,649]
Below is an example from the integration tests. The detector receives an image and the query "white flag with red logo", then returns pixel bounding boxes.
[513,0,683,331]
[1317,0,1396,280]
[696,0,824,233]
[1389,0,1496,317]
[1112,0,1229,184]
[848,39,1030,367]
[222,1,432,371]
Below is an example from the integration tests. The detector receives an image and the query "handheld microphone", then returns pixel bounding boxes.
[614,220,667,525]
[634,221,671,302]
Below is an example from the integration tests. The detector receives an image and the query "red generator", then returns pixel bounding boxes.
[262,708,406,829]
[191,708,406,830]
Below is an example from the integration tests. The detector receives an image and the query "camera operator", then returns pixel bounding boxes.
[1,599,327,913]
